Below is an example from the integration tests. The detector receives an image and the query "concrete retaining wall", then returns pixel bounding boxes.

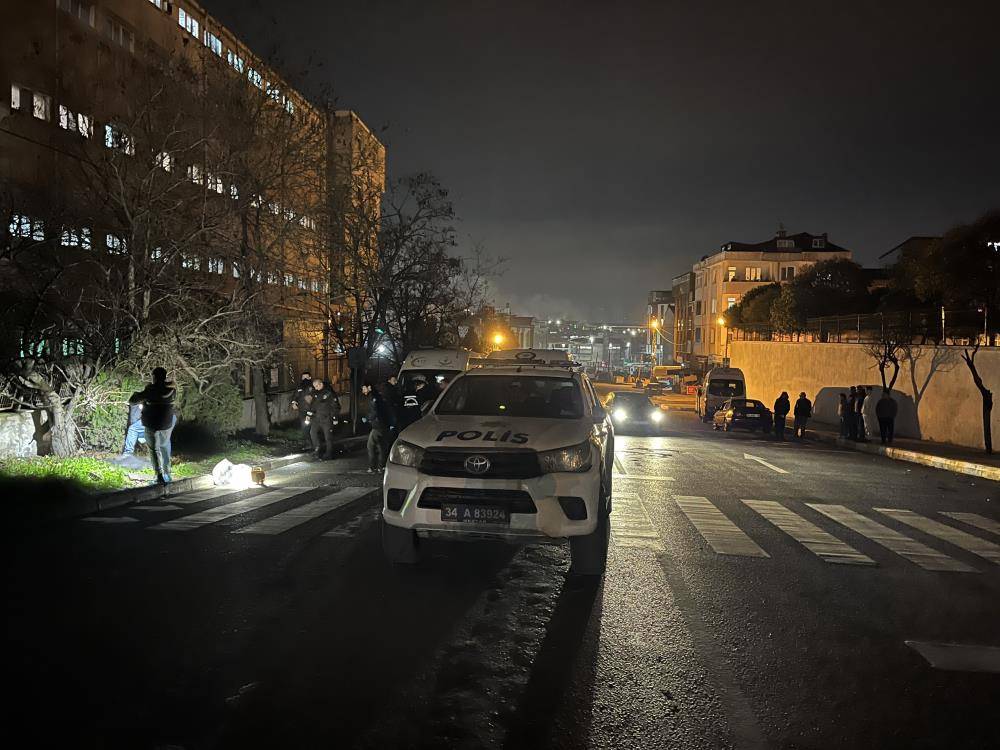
[0,411,39,457]
[729,340,1000,450]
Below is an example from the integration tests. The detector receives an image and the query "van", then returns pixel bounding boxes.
[397,349,482,413]
[696,367,746,421]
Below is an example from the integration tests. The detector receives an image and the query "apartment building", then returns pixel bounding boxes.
[671,271,694,364]
[645,289,673,364]
[1,0,384,388]
[689,228,850,365]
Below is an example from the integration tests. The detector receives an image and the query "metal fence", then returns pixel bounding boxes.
[731,309,996,347]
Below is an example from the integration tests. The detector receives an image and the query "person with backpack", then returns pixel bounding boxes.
[129,367,177,484]
[793,391,812,440]
[773,391,790,441]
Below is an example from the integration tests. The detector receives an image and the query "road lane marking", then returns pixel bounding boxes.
[613,455,626,474]
[674,496,769,557]
[131,504,181,511]
[905,641,1000,673]
[167,487,251,505]
[150,487,312,531]
[613,474,674,482]
[234,487,372,535]
[81,516,139,524]
[940,512,1000,538]
[806,504,976,572]
[743,453,788,474]
[875,508,1000,565]
[743,500,875,565]
[611,491,663,550]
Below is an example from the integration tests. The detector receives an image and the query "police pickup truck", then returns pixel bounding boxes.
[381,351,614,576]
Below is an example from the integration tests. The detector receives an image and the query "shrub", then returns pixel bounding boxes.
[76,371,145,452]
[175,379,243,436]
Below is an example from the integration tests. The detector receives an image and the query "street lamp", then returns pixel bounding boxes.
[493,333,504,346]
[717,316,729,361]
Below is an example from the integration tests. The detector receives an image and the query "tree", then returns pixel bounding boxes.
[961,343,993,455]
[723,283,780,328]
[862,322,910,393]
[770,284,808,334]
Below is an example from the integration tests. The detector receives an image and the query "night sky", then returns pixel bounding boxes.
[204,0,1000,323]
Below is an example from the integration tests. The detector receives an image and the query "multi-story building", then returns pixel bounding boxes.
[506,315,535,349]
[1,0,384,390]
[671,272,694,364]
[689,228,851,365]
[645,290,673,364]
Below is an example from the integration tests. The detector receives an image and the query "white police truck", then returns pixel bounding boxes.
[381,350,614,576]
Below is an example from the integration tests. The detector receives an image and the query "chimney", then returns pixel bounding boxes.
[776,222,787,238]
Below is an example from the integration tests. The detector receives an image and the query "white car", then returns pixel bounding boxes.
[381,355,614,576]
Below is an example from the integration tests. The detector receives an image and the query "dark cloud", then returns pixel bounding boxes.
[205,0,1000,322]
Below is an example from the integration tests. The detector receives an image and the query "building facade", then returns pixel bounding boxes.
[646,290,673,364]
[689,229,851,366]
[671,272,694,365]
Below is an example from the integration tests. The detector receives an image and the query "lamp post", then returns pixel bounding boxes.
[649,318,659,366]
[717,316,730,363]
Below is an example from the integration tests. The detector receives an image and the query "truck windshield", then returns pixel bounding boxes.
[708,380,745,398]
[400,369,462,394]
[436,376,583,419]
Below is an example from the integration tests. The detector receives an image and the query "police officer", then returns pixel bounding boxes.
[290,371,314,451]
[306,377,340,459]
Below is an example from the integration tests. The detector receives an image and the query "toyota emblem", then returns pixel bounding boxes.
[464,455,491,474]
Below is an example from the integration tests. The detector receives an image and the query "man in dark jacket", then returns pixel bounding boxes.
[855,386,868,441]
[772,391,790,440]
[362,382,390,473]
[290,371,314,450]
[306,378,340,459]
[875,391,899,445]
[415,377,442,411]
[382,375,403,439]
[129,367,177,484]
[792,391,812,439]
[846,386,858,440]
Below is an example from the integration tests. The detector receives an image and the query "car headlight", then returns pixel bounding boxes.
[650,410,663,422]
[388,440,424,468]
[613,409,628,421]
[538,440,593,473]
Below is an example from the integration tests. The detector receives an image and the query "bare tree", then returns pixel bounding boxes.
[961,343,994,455]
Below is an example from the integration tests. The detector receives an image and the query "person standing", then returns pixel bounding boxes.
[773,391,790,441]
[793,391,812,439]
[306,378,339,459]
[846,386,858,440]
[875,391,899,445]
[382,375,404,441]
[362,382,391,473]
[129,367,177,484]
[290,371,314,451]
[855,386,868,441]
[837,393,850,437]
[119,401,146,459]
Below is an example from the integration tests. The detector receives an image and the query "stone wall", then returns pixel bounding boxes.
[0,411,40,457]
[729,340,999,451]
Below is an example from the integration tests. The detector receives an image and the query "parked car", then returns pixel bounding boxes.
[712,398,773,433]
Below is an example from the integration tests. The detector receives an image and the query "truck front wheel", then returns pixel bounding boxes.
[569,488,610,577]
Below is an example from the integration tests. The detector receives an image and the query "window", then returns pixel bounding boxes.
[777,238,794,249]
[155,151,172,171]
[227,50,245,73]
[62,338,85,356]
[694,328,702,343]
[310,279,320,292]
[57,0,94,27]
[58,105,92,137]
[33,91,52,121]
[232,263,240,279]
[229,184,239,201]
[297,277,307,290]
[710,298,717,314]
[106,234,126,254]
[284,272,294,287]
[780,266,796,281]
[299,215,316,230]
[266,270,277,285]
[726,266,736,281]
[208,257,224,274]
[812,238,826,249]
[745,267,762,281]
[187,164,203,184]
[436,376,584,420]
[206,173,224,194]
[105,14,135,53]
[147,0,163,8]
[247,68,263,89]
[204,30,222,56]
[150,246,163,261]
[727,297,737,309]
[104,124,134,155]
[10,214,45,241]
[695,301,702,315]
[709,328,716,344]
[11,84,23,112]
[60,227,91,249]
[284,98,294,114]
[267,84,282,103]
[178,7,199,37]
[181,255,201,270]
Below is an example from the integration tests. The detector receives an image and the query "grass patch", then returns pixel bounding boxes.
[0,456,139,493]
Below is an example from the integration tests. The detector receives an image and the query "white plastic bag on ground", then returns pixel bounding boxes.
[212,459,235,486]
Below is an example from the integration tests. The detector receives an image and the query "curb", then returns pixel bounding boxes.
[812,430,1000,483]
[19,434,370,527]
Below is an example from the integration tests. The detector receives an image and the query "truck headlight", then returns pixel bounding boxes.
[613,409,628,422]
[650,410,664,422]
[538,440,593,473]
[388,440,424,468]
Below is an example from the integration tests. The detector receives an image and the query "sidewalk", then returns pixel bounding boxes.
[808,422,1000,482]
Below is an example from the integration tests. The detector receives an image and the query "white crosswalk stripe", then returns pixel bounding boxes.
[940,512,1000,538]
[234,487,373,535]
[611,492,663,550]
[743,500,874,565]
[323,507,381,537]
[674,496,769,557]
[150,487,312,531]
[167,486,250,505]
[807,504,976,572]
[875,508,1000,565]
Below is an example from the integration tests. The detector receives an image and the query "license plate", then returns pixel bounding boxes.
[441,503,509,524]
[745,413,760,418]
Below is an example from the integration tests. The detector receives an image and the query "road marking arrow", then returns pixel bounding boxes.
[743,453,788,474]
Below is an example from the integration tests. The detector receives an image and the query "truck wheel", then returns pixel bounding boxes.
[569,490,610,577]
[381,516,420,564]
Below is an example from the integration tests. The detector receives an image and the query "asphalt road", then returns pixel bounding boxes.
[5,402,1000,749]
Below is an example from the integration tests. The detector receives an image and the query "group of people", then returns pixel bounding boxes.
[771,391,813,440]
[837,386,899,445]
[118,367,177,484]
[291,372,343,460]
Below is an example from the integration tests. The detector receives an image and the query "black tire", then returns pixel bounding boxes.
[570,487,610,577]
[381,516,419,564]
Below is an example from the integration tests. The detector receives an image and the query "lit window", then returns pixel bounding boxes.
[247,68,263,89]
[57,0,94,27]
[33,91,52,121]
[11,84,23,111]
[155,151,172,171]
[204,30,222,57]
[310,279,320,292]
[227,50,245,73]
[299,215,316,230]
[266,271,277,285]
[726,266,736,281]
[283,208,295,221]
[206,173,224,194]
[711,298,717,314]
[284,98,294,114]
[104,124,134,155]
[77,113,93,137]
[181,255,201,270]
[745,267,762,281]
[284,273,294,286]
[105,14,135,53]
[62,338,85,356]
[106,234,126,254]
[727,297,737,309]
[150,247,163,261]
[208,257,224,274]
[147,0,163,8]
[178,7,199,38]
[229,184,239,201]
[58,105,76,133]
[187,164,204,184]
[60,227,91,249]
[10,214,45,241]
[812,238,826,249]
[232,263,240,279]
[777,238,794,249]
[297,277,307,290]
